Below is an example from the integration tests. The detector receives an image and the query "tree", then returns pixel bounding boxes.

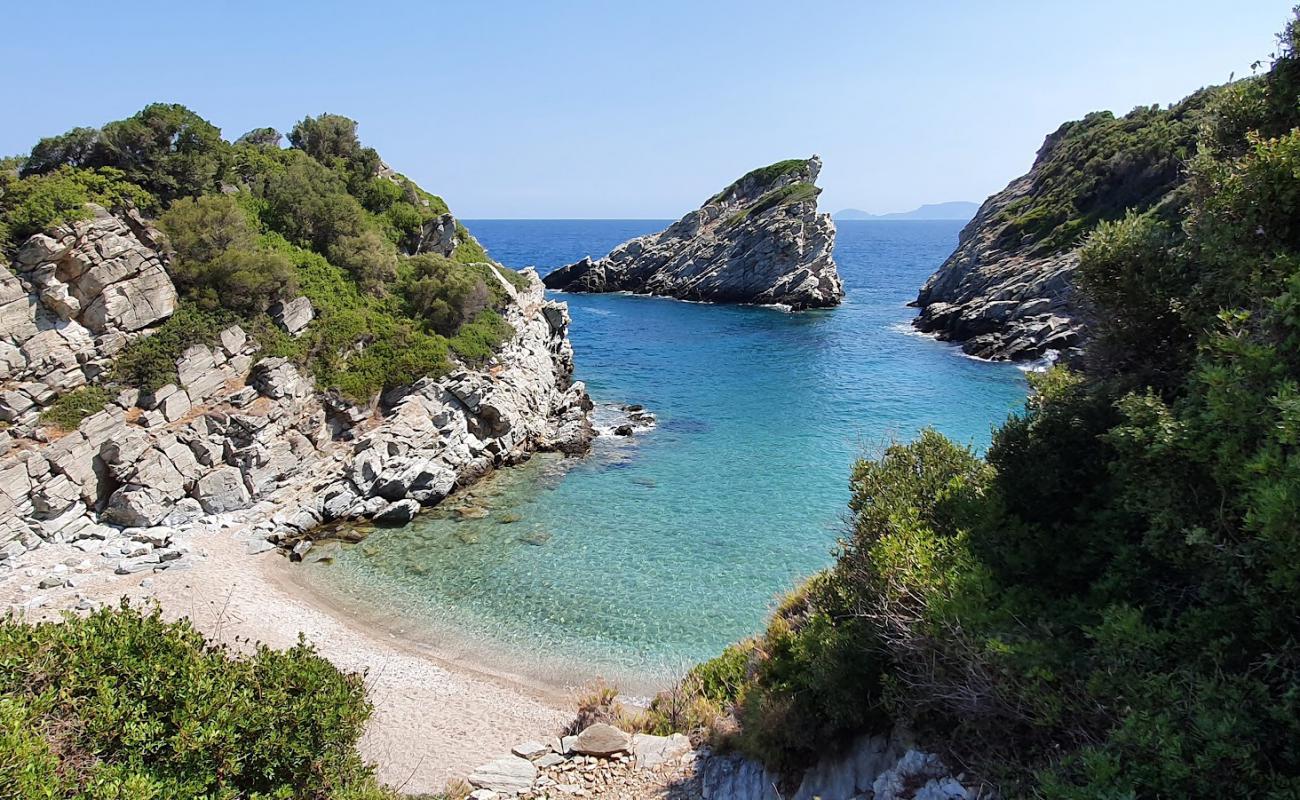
[22,127,101,175]
[94,103,228,200]
[159,193,296,315]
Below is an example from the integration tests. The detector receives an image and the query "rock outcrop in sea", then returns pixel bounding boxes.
[911,94,1209,361]
[909,174,1085,362]
[543,157,843,310]
[0,207,592,577]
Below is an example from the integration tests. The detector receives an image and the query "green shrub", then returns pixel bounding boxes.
[160,194,297,314]
[39,385,112,431]
[727,182,820,226]
[111,304,233,392]
[0,604,392,799]
[709,158,810,204]
[0,166,155,253]
[695,17,1300,796]
[450,309,515,363]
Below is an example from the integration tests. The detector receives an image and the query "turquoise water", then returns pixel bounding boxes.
[297,220,1028,689]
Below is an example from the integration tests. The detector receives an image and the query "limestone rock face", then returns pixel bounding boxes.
[544,157,843,310]
[0,212,592,568]
[912,144,1088,361]
[0,206,178,431]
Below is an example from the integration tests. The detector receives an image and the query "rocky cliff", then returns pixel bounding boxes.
[912,94,1213,360]
[0,208,591,576]
[543,157,843,310]
[911,180,1086,361]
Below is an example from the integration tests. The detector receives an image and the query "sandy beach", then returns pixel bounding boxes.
[4,524,575,796]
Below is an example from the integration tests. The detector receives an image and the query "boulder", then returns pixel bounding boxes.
[467,755,537,796]
[194,466,251,514]
[102,486,170,528]
[631,732,691,769]
[270,296,314,335]
[373,499,419,525]
[572,723,631,756]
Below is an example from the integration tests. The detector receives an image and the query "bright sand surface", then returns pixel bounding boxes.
[5,525,575,796]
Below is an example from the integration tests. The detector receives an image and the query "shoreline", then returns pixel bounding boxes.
[6,521,576,795]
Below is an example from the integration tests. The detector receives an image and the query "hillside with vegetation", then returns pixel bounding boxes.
[646,14,1300,798]
[913,80,1218,361]
[0,105,525,405]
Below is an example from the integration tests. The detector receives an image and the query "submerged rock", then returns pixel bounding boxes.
[544,157,843,309]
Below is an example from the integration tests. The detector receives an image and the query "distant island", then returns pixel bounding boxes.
[834,201,979,221]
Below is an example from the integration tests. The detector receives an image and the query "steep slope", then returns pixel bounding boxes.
[544,157,843,310]
[913,91,1215,360]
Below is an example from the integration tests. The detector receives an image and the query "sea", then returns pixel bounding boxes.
[295,219,1028,691]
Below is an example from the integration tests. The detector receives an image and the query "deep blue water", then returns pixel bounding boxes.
[298,220,1028,689]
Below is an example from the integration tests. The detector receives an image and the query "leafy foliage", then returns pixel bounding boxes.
[0,166,156,253]
[726,182,821,226]
[0,604,393,799]
[992,91,1216,256]
[10,104,529,402]
[693,14,1300,797]
[159,193,297,315]
[709,158,810,204]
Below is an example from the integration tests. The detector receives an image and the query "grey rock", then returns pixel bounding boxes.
[511,741,550,760]
[373,498,419,525]
[912,141,1090,361]
[245,538,276,555]
[289,539,313,562]
[631,732,692,769]
[467,755,537,796]
[545,157,842,310]
[218,325,248,357]
[194,466,251,514]
[572,723,631,756]
[270,296,314,335]
[102,486,170,528]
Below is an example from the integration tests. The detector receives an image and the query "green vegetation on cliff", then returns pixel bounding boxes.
[663,15,1300,798]
[2,106,521,401]
[993,89,1216,257]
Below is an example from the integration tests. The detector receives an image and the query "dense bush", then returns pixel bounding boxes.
[0,166,156,253]
[110,304,235,392]
[39,385,112,430]
[991,90,1215,256]
[23,103,228,202]
[0,604,392,799]
[159,194,297,314]
[687,13,1300,797]
[9,103,528,403]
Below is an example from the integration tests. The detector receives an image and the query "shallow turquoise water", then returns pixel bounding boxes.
[298,220,1028,688]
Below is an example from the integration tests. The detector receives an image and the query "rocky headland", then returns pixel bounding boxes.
[0,205,592,598]
[543,157,843,310]
[911,93,1212,360]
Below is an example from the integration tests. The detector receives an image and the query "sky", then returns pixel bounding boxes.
[1,1,1292,218]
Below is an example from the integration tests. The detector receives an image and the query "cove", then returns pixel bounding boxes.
[295,220,1029,690]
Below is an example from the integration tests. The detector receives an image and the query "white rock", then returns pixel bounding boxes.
[468,755,537,796]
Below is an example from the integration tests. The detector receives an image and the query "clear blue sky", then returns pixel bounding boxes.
[1,1,1291,218]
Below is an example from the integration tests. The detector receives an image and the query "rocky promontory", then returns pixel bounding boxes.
[0,207,592,587]
[912,94,1212,360]
[544,157,843,310]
